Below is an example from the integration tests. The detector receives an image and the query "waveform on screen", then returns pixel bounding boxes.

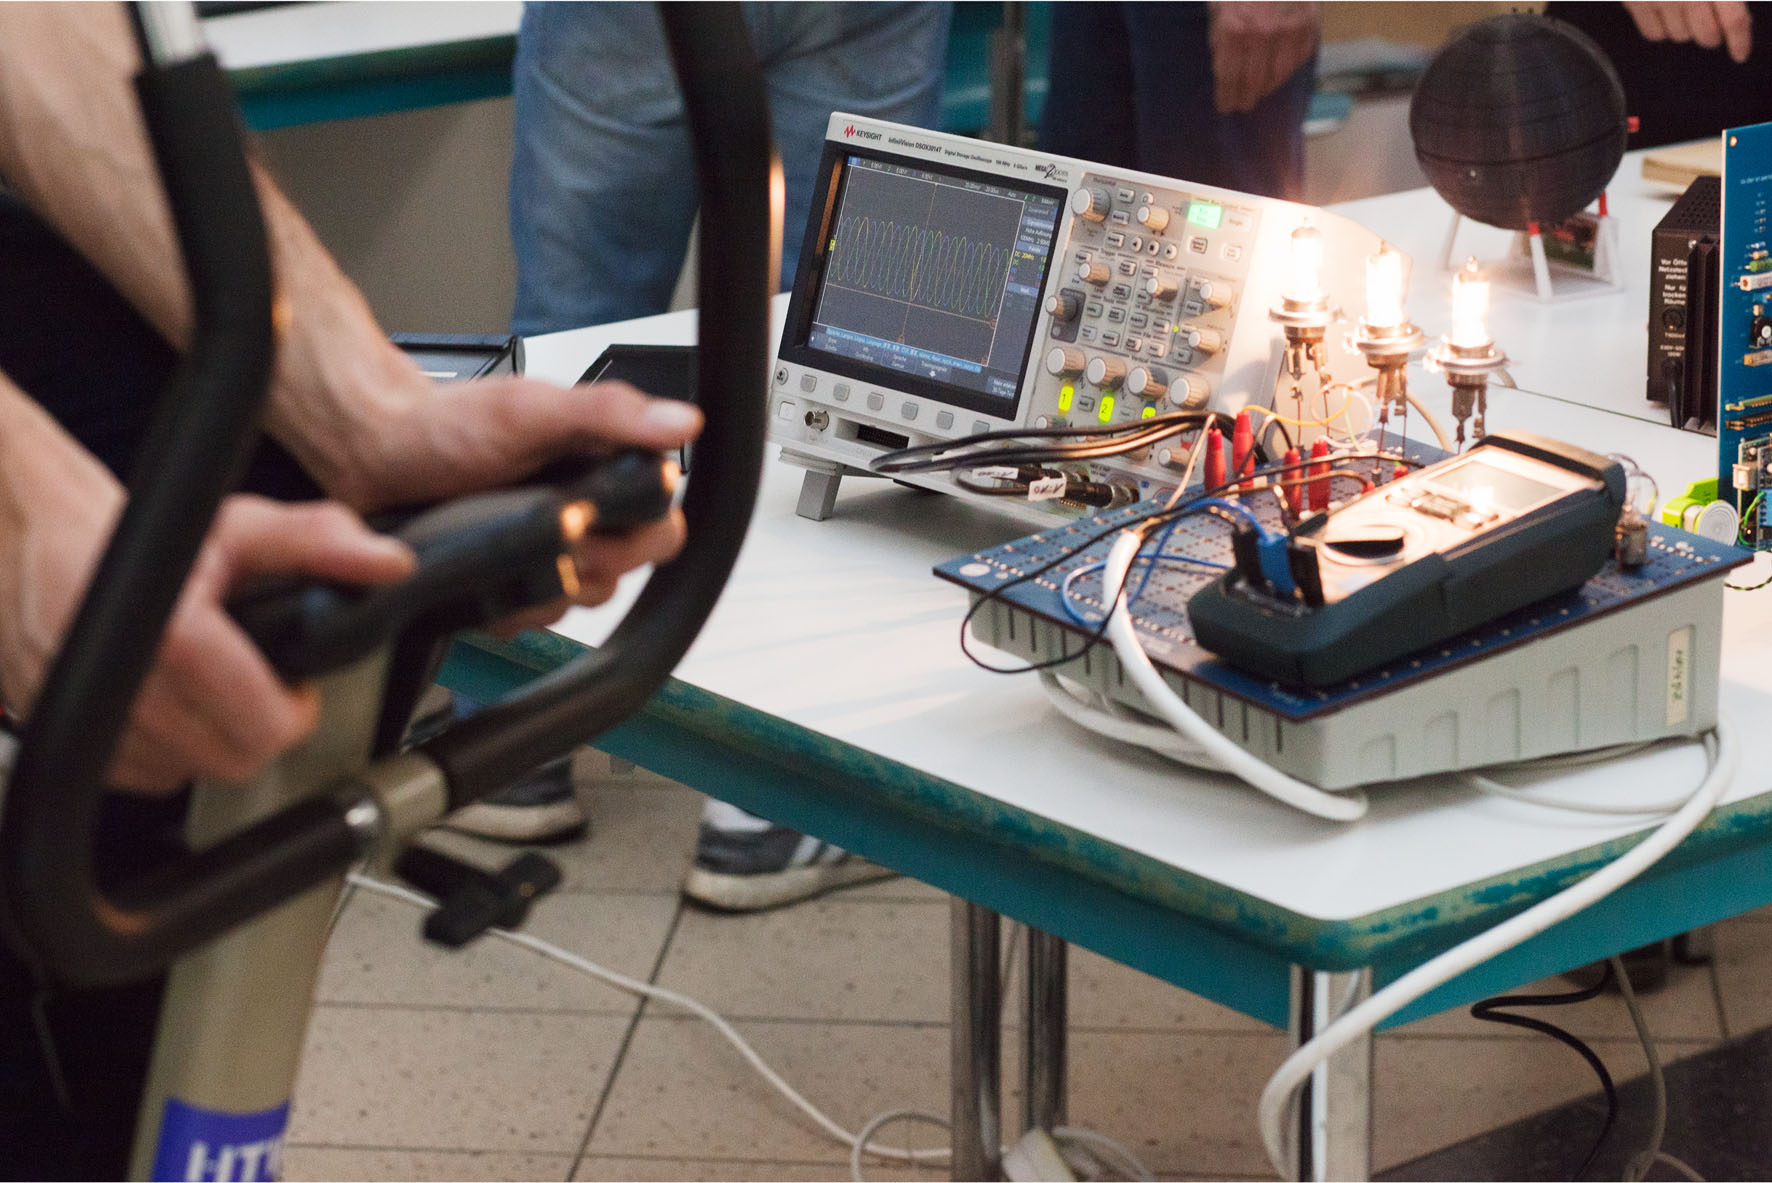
[829,216,1011,320]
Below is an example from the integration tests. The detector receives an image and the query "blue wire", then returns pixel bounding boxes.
[1060,553,1229,624]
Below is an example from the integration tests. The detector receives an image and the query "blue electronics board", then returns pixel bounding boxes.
[936,446,1746,722]
[1719,119,1772,546]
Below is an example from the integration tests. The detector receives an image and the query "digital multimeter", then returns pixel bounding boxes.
[1187,431,1627,686]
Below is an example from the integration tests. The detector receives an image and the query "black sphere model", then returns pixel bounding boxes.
[1411,14,1627,231]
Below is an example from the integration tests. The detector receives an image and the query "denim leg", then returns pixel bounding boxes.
[749,2,953,284]
[509,2,698,335]
[510,1,952,333]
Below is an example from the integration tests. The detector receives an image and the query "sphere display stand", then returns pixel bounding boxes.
[1439,203,1622,304]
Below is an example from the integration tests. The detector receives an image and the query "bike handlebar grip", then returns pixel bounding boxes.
[229,450,675,680]
[419,3,779,810]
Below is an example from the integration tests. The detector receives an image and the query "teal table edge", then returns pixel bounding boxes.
[227,38,517,130]
[441,630,1772,1031]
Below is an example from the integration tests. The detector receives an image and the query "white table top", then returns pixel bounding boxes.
[203,2,520,72]
[524,288,1772,926]
[1334,148,1695,426]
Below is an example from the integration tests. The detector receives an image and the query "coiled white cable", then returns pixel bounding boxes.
[1255,716,1735,1176]
[1098,530,1369,821]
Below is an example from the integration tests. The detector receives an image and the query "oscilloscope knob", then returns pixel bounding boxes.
[1193,279,1229,309]
[1166,375,1210,411]
[1182,325,1225,356]
[1070,185,1113,223]
[1076,260,1112,286]
[1125,366,1167,400]
[1085,356,1127,387]
[1045,345,1086,376]
[1044,291,1082,321]
[1136,205,1171,233]
[1144,274,1180,300]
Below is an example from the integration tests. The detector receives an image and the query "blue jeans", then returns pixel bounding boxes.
[510,1,952,335]
[1037,2,1315,201]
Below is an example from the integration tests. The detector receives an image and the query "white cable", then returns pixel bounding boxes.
[1464,772,1698,817]
[849,1109,948,1183]
[1100,531,1369,821]
[1655,1151,1706,1182]
[349,871,1153,1181]
[347,872,950,1168]
[1612,953,1667,1183]
[1403,389,1456,452]
[1051,1125,1155,1182]
[1256,717,1735,1176]
[1039,672,1217,768]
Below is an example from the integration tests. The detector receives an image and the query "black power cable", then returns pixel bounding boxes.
[1469,965,1619,1182]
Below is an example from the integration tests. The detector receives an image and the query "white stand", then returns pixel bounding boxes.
[1440,205,1624,303]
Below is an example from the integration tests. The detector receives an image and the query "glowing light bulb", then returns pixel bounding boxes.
[1364,244,1408,332]
[1449,257,1492,349]
[1286,223,1325,305]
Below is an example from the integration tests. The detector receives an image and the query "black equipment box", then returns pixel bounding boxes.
[1647,175,1721,426]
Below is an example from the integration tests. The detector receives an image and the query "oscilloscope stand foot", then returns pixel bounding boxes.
[781,451,872,521]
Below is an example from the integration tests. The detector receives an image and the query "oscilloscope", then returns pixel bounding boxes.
[771,115,1388,522]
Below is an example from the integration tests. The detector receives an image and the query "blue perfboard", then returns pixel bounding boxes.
[1718,119,1772,543]
[936,479,1747,723]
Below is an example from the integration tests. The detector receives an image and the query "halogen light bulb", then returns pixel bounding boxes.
[1286,223,1325,305]
[1364,244,1408,333]
[1449,257,1492,349]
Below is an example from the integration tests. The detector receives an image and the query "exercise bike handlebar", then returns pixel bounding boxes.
[0,2,777,988]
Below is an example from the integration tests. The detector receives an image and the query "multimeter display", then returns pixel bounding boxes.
[1189,432,1628,686]
[1427,458,1561,513]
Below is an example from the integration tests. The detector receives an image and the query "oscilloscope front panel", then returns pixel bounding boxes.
[772,115,1384,520]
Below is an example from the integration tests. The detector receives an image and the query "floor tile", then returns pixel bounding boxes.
[1064,1028,1293,1179]
[287,1008,632,1153]
[573,1155,927,1181]
[1401,959,1723,1041]
[655,899,951,1022]
[423,780,703,895]
[283,1147,574,1181]
[587,1017,951,1165]
[317,888,677,1014]
[1370,1033,1714,1172]
[1709,915,1772,1036]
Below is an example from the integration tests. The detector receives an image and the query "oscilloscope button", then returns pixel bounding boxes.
[1109,282,1133,301]
[901,403,920,421]
[833,384,851,402]
[936,411,955,430]
[799,373,819,394]
[1115,187,1135,203]
[1106,307,1125,324]
[866,392,885,411]
[1070,185,1112,222]
[774,366,789,387]
[1163,244,1181,260]
[1100,330,1122,349]
[1106,232,1126,248]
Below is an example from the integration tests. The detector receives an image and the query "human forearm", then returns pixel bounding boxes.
[0,3,421,505]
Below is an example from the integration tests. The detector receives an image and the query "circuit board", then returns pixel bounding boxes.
[935,456,1748,723]
[1719,119,1772,545]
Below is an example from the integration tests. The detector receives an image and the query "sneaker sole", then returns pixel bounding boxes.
[442,800,589,845]
[681,858,897,912]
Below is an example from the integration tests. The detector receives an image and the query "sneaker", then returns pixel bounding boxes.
[443,756,589,844]
[681,800,895,912]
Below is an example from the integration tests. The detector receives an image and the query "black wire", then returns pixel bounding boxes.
[872,410,1225,474]
[1469,965,1618,1182]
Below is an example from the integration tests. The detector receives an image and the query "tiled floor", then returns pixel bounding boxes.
[280,757,1772,1181]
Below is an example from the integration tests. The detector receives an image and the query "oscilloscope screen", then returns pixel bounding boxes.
[798,154,1063,417]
